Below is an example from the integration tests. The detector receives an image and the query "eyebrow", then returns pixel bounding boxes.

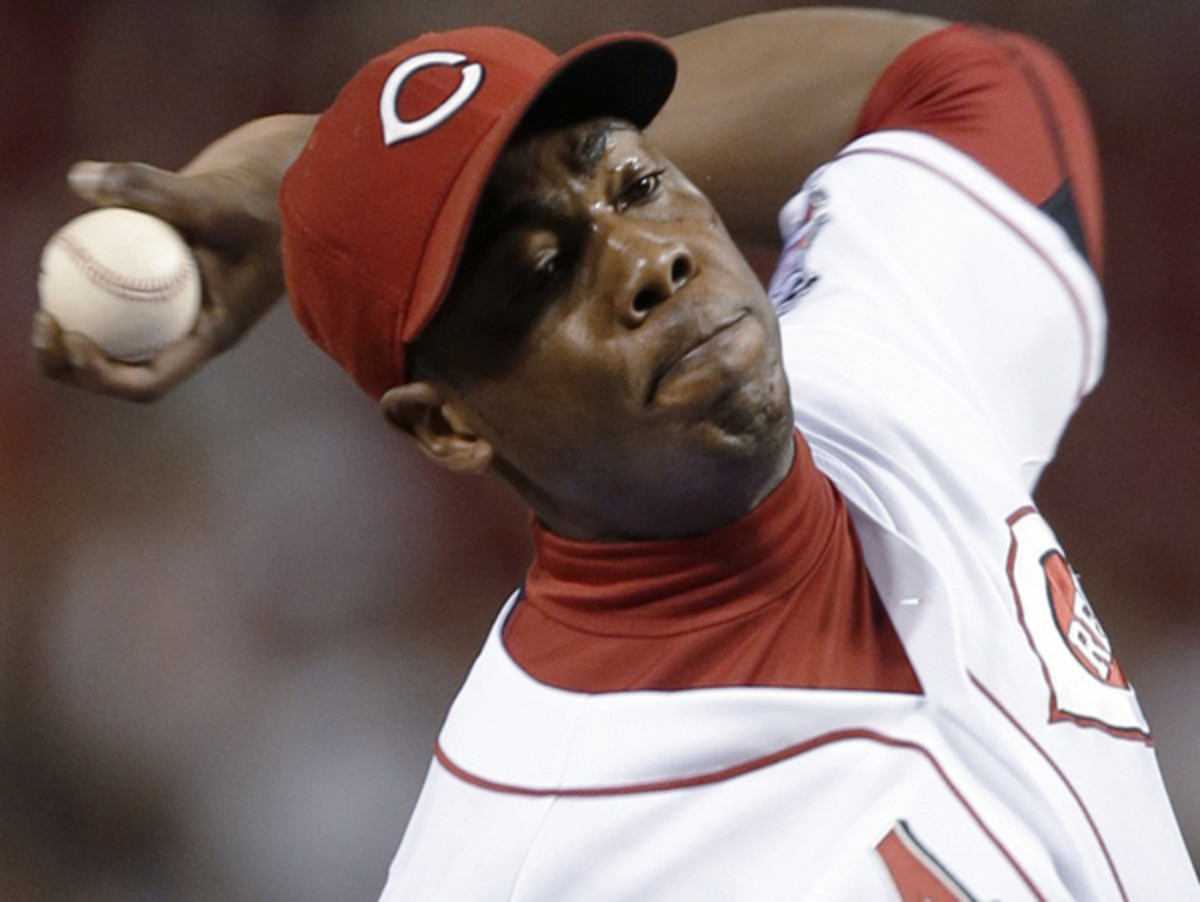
[486,119,637,229]
[465,118,640,259]
[573,117,635,176]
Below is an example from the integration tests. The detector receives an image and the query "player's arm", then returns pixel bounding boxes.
[650,8,946,247]
[35,9,938,402]
[33,113,315,402]
[654,9,1102,272]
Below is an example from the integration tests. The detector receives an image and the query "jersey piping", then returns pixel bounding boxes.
[434,728,1049,900]
[968,673,1129,901]
[835,143,1099,402]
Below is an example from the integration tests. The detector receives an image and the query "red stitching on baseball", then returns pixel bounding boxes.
[53,231,196,303]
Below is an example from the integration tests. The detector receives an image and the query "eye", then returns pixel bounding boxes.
[506,237,566,307]
[617,168,665,209]
[526,245,559,285]
[501,221,582,311]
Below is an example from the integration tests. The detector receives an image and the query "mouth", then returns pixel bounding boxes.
[645,311,751,405]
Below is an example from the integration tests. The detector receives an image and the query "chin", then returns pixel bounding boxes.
[696,366,793,459]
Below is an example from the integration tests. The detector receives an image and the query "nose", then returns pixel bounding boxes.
[605,226,696,326]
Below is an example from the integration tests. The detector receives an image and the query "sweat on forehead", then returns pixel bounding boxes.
[470,118,636,237]
[512,116,637,174]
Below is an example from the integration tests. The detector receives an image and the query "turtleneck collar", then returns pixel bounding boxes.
[521,432,838,637]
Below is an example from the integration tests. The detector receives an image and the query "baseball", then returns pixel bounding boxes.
[38,207,202,362]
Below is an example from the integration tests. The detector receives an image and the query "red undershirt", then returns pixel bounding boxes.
[503,22,1100,696]
[502,433,922,694]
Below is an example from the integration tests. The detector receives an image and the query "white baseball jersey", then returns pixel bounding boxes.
[378,26,1199,902]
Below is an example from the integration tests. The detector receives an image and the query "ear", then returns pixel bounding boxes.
[380,382,493,474]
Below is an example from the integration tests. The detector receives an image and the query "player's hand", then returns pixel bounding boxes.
[33,113,316,403]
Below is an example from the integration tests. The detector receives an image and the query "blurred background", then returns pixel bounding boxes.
[1,0,1197,898]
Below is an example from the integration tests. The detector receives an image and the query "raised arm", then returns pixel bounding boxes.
[35,9,945,399]
[650,8,945,246]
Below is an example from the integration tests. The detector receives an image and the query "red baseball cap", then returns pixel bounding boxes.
[280,27,676,399]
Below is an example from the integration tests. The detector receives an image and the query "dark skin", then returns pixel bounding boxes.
[382,120,794,541]
[31,115,315,402]
[32,11,943,533]
[32,11,941,402]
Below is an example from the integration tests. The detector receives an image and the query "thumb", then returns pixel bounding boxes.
[67,160,215,231]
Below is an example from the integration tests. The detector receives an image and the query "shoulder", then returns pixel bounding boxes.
[854,24,1103,272]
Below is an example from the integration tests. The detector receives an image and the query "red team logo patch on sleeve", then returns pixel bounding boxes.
[1005,507,1150,741]
[1042,549,1129,689]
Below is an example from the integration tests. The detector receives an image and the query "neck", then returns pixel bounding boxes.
[509,426,797,542]
[523,430,826,624]
[507,429,920,695]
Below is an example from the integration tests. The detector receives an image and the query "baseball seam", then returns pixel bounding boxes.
[53,231,197,302]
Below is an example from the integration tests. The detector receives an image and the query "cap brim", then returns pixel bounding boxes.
[404,32,677,344]
[519,33,677,136]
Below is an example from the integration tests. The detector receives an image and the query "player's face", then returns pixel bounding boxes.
[414,118,793,540]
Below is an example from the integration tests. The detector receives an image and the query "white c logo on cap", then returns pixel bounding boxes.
[379,51,484,146]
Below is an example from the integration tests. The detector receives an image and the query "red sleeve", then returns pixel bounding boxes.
[854,24,1104,274]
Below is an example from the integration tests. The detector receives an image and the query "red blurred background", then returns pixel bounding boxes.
[2,1,1196,898]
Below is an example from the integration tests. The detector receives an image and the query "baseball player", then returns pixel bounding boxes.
[33,8,1199,900]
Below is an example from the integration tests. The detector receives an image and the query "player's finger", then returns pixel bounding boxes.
[142,320,218,382]
[54,330,135,396]
[67,161,219,233]
[31,310,72,378]
[31,315,126,397]
[49,327,204,403]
